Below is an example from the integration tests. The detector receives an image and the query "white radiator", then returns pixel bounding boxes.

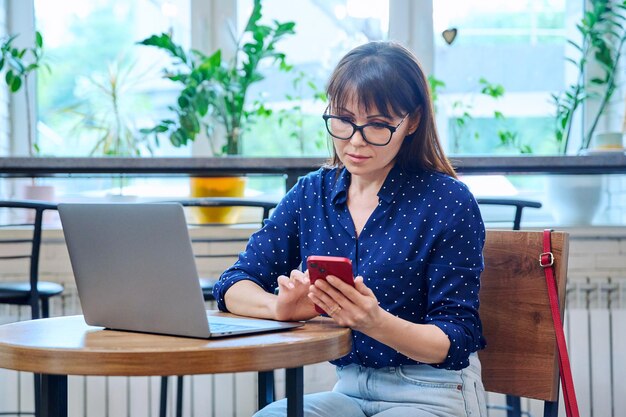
[1,279,623,417]
[565,277,626,417]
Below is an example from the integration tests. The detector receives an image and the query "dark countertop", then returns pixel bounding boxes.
[1,154,625,177]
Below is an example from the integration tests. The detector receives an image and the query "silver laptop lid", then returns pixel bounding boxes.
[59,203,211,338]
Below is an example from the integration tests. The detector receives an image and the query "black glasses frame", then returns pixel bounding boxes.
[322,110,409,146]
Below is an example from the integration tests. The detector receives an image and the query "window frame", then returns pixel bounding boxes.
[4,0,621,157]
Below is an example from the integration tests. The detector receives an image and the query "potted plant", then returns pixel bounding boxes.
[139,0,294,222]
[62,56,156,199]
[552,0,626,154]
[0,31,45,156]
[64,57,156,158]
[547,0,626,225]
[0,31,55,201]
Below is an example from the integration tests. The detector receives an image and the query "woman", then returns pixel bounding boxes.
[213,41,487,417]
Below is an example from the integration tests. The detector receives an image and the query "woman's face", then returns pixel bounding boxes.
[331,96,414,181]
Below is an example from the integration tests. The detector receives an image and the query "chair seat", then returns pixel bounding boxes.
[199,278,216,301]
[0,281,64,301]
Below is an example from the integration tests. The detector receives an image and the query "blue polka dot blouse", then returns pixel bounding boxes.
[213,164,486,370]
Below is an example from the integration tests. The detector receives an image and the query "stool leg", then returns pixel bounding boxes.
[42,298,50,319]
[176,376,183,417]
[160,376,169,417]
[35,373,41,417]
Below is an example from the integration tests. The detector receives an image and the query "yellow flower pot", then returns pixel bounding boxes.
[189,177,247,224]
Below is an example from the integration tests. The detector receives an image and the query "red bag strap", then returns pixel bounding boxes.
[541,229,580,417]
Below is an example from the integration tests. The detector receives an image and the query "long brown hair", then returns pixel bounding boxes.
[325,41,456,178]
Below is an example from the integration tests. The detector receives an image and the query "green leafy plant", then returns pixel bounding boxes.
[479,78,531,154]
[552,0,626,154]
[0,31,47,155]
[430,75,528,154]
[277,70,327,155]
[139,0,295,155]
[63,57,154,156]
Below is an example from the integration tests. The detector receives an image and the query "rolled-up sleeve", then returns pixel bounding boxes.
[423,190,486,370]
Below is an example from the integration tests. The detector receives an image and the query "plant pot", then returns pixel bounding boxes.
[19,184,57,224]
[545,175,604,226]
[21,184,55,202]
[189,177,247,223]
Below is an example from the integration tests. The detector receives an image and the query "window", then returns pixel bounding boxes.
[432,0,572,155]
[35,0,191,157]
[235,0,390,156]
[9,0,589,159]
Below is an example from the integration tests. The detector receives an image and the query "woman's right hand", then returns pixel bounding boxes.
[274,269,318,321]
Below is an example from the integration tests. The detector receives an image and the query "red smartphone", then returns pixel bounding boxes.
[306,255,354,315]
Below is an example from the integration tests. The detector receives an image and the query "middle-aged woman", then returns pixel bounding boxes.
[213,41,487,417]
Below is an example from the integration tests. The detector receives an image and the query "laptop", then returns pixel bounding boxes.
[58,202,304,338]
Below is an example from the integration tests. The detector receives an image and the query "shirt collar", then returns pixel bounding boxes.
[331,168,350,205]
[330,164,406,206]
[377,163,405,204]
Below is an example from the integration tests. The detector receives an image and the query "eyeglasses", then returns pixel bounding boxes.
[322,108,409,146]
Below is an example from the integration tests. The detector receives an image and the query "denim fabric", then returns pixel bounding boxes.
[253,353,487,417]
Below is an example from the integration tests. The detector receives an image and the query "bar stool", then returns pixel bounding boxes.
[0,200,64,417]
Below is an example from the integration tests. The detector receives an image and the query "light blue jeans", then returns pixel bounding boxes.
[253,353,487,417]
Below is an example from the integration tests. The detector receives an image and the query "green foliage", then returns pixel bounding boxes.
[0,31,48,155]
[432,75,530,155]
[427,75,446,109]
[479,78,531,154]
[139,0,295,155]
[552,0,626,154]
[276,70,327,155]
[62,57,154,156]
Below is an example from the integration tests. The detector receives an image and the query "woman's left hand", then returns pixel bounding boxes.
[308,275,382,331]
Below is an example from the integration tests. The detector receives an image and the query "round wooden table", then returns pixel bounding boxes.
[0,314,352,417]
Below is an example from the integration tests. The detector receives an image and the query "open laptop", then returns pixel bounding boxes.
[58,203,303,338]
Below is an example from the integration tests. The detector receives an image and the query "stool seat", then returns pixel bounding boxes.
[0,281,64,301]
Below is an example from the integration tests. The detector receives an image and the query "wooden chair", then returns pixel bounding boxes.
[157,197,277,417]
[476,198,541,417]
[479,230,569,417]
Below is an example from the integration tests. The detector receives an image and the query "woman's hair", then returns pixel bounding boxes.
[325,41,456,178]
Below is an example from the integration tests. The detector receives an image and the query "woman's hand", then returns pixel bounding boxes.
[274,269,318,321]
[308,275,383,331]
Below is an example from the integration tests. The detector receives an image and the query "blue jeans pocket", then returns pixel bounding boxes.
[388,365,467,416]
[396,365,463,389]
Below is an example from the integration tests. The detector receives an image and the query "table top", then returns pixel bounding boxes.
[0,314,352,376]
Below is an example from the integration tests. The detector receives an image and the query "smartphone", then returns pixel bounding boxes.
[306,255,355,315]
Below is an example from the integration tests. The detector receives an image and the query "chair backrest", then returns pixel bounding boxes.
[479,229,569,403]
[0,200,58,318]
[476,198,542,230]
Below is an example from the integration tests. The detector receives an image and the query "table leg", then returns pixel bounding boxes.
[41,374,67,417]
[257,370,275,410]
[286,367,303,417]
